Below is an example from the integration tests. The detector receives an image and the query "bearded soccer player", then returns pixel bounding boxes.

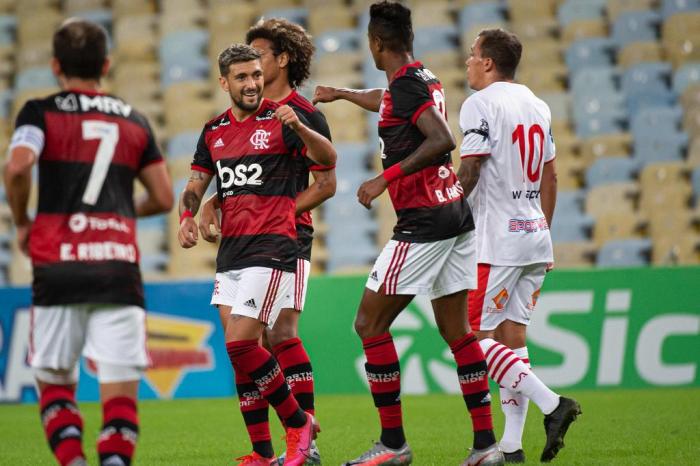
[198,19,335,466]
[177,44,336,466]
[458,29,581,463]
[3,19,173,466]
[313,2,502,465]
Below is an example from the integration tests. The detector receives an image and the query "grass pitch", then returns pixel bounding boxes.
[1,388,698,465]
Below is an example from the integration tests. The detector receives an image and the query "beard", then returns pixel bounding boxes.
[231,88,262,112]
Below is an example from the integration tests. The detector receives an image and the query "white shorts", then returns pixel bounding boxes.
[468,263,547,331]
[366,231,477,299]
[211,267,294,326]
[29,305,148,381]
[289,258,311,312]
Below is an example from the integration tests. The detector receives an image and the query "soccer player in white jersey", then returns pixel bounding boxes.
[457,29,581,463]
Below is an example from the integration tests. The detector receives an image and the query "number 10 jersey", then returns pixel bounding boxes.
[459,81,556,266]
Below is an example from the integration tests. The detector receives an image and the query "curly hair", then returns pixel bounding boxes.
[245,18,315,89]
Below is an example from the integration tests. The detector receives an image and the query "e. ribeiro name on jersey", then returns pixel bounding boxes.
[10,90,163,307]
[191,99,309,274]
[379,61,474,243]
[459,81,555,266]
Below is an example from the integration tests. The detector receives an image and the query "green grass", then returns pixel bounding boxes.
[1,388,698,465]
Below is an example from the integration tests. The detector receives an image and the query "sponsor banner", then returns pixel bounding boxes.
[1,267,698,402]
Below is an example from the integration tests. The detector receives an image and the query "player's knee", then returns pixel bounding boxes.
[266,325,297,347]
[34,367,78,386]
[437,323,465,345]
[354,313,387,339]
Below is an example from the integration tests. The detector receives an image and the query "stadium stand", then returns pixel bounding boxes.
[1,0,699,284]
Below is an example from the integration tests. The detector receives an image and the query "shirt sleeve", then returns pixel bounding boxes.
[545,124,556,162]
[459,96,491,158]
[139,120,164,170]
[191,126,214,174]
[10,101,46,155]
[389,76,434,124]
[304,110,334,171]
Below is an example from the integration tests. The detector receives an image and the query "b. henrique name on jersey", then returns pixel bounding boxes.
[378,61,474,242]
[14,90,163,307]
[191,99,308,273]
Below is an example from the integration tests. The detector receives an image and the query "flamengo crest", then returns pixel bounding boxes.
[250,129,271,150]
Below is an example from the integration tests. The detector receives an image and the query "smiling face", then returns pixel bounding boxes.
[219,59,264,112]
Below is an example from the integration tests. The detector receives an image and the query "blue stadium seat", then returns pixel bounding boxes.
[263,7,309,26]
[458,2,505,33]
[0,14,16,45]
[573,91,626,122]
[316,29,360,55]
[0,89,12,119]
[334,143,372,175]
[621,62,672,95]
[575,115,626,138]
[138,214,168,231]
[167,131,200,159]
[626,90,675,114]
[565,38,615,72]
[633,131,688,163]
[597,238,652,267]
[673,63,700,95]
[159,30,208,65]
[14,67,55,91]
[630,106,682,136]
[661,0,700,18]
[571,67,618,95]
[557,0,606,26]
[586,157,639,187]
[550,214,595,242]
[161,60,209,88]
[555,190,585,214]
[611,10,660,48]
[74,9,113,33]
[691,166,700,203]
[413,25,458,56]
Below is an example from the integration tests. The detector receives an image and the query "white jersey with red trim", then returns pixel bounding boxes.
[459,81,555,266]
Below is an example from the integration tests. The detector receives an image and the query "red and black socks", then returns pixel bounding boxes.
[272,337,315,416]
[362,333,405,449]
[451,333,496,450]
[227,340,306,429]
[97,396,139,466]
[39,385,85,466]
[235,369,273,458]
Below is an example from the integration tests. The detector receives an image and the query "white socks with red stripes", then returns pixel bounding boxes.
[499,346,530,454]
[480,338,559,416]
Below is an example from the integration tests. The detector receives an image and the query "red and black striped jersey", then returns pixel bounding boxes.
[191,98,307,273]
[378,61,474,243]
[279,90,333,261]
[14,90,163,307]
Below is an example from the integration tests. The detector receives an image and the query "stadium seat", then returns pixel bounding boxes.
[592,212,644,247]
[508,0,555,23]
[651,233,700,264]
[308,5,354,33]
[630,106,682,137]
[516,64,567,92]
[571,67,618,95]
[692,166,700,202]
[621,62,672,96]
[664,35,700,69]
[585,156,638,187]
[457,2,505,34]
[688,138,700,166]
[565,38,615,73]
[411,1,452,28]
[575,115,626,138]
[661,11,700,43]
[633,131,688,163]
[263,7,308,26]
[561,19,607,45]
[0,14,15,46]
[596,238,652,267]
[167,131,200,160]
[553,241,596,268]
[550,214,595,242]
[334,143,372,176]
[73,8,113,31]
[661,0,700,18]
[112,0,155,18]
[617,41,663,69]
[579,132,632,162]
[316,29,360,55]
[585,182,638,217]
[519,39,562,67]
[557,0,606,27]
[510,18,558,41]
[413,25,458,56]
[14,66,55,91]
[159,30,209,66]
[611,10,660,48]
[673,63,700,95]
[607,0,656,22]
[682,106,700,137]
[541,92,570,122]
[639,161,689,190]
[160,59,209,88]
[639,184,692,215]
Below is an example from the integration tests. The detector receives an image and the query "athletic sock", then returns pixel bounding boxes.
[362,333,405,449]
[480,338,559,414]
[39,385,85,466]
[235,369,273,458]
[499,347,530,453]
[450,333,496,450]
[227,340,307,428]
[97,396,139,466]
[272,337,315,416]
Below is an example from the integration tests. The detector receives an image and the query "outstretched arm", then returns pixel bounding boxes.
[313,85,384,112]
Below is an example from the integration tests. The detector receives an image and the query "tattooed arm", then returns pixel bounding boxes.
[177,169,213,248]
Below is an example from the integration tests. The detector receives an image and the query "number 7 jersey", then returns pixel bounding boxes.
[459,82,555,266]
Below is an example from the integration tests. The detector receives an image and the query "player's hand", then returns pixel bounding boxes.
[312,86,338,105]
[178,216,199,248]
[16,221,31,256]
[546,262,555,273]
[275,105,302,131]
[198,199,221,243]
[357,175,388,209]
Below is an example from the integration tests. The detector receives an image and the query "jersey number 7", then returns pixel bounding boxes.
[81,120,120,206]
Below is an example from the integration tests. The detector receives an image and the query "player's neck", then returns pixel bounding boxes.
[61,77,102,93]
[383,53,414,82]
[230,102,261,122]
[263,78,293,103]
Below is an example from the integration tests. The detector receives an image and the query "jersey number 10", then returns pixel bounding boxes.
[512,124,544,183]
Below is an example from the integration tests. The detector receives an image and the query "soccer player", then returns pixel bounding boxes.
[312,2,503,465]
[3,19,174,466]
[457,29,581,463]
[197,18,335,465]
[177,44,336,466]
